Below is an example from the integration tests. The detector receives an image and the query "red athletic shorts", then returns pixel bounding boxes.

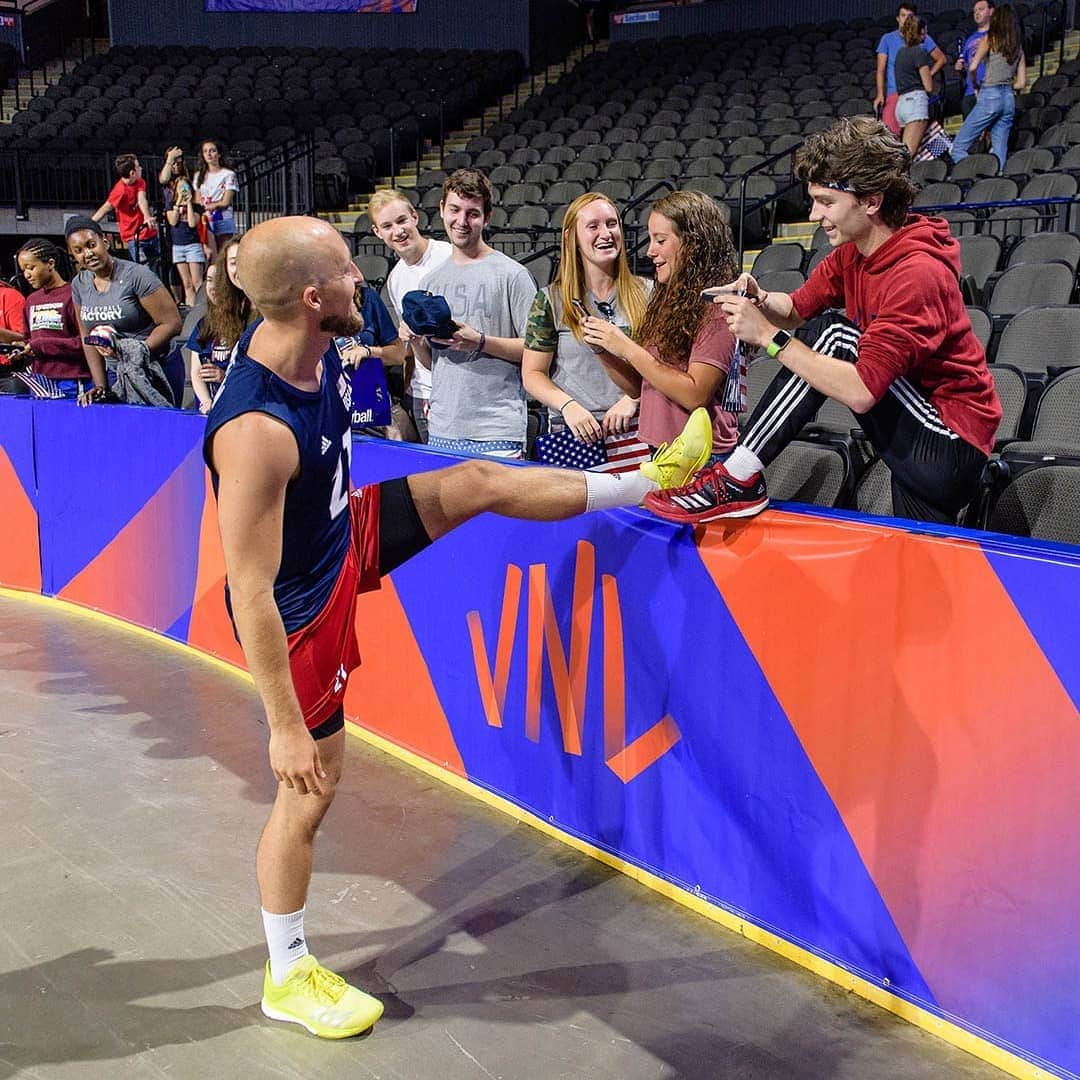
[286,484,382,730]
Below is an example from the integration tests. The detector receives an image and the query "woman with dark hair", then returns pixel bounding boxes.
[159,145,205,308]
[951,3,1027,168]
[187,237,253,412]
[65,215,183,404]
[194,139,238,246]
[16,237,104,398]
[579,189,740,468]
[522,191,649,444]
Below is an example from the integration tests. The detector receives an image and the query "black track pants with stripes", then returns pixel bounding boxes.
[741,313,988,524]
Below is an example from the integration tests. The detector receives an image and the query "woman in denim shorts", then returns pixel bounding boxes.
[893,15,934,157]
[160,147,205,308]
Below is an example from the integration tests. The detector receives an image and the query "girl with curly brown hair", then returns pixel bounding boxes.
[580,189,740,463]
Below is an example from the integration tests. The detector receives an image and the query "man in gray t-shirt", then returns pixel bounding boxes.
[413,169,536,457]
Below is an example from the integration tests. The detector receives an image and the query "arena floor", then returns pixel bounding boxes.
[0,593,1009,1080]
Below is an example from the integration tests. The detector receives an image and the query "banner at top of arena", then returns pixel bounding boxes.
[205,0,417,12]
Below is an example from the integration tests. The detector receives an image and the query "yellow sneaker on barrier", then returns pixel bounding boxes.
[639,407,713,489]
[260,955,384,1039]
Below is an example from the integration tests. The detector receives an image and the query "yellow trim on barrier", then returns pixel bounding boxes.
[0,587,1059,1080]
[345,719,1060,1080]
[0,586,257,686]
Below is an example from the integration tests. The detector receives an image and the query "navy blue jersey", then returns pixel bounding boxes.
[203,319,353,634]
[186,317,233,372]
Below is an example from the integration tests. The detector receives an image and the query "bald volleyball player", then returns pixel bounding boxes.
[202,216,712,1038]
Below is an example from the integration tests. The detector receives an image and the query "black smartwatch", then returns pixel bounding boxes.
[766,329,793,358]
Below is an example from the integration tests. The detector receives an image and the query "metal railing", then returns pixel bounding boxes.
[914,194,1080,234]
[0,136,316,224]
[231,134,316,230]
[732,144,805,262]
[0,149,116,218]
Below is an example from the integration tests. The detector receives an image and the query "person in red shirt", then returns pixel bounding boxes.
[0,278,28,397]
[92,152,161,276]
[0,277,29,395]
[16,237,106,399]
[0,280,26,344]
[646,116,1001,527]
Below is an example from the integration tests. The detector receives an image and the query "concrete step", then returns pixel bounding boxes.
[777,222,816,244]
[1,37,106,122]
[321,43,606,220]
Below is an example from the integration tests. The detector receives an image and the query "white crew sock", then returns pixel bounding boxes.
[262,906,308,985]
[584,469,656,511]
[724,446,764,482]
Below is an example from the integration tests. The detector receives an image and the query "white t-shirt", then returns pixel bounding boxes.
[198,168,239,233]
[386,238,452,399]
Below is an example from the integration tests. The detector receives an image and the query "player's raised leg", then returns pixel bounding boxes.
[406,406,713,540]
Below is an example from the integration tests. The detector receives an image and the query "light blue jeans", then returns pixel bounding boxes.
[951,84,1015,170]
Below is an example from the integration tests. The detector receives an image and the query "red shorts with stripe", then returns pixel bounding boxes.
[286,484,382,730]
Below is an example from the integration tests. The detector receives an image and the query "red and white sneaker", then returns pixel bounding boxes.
[643,461,768,524]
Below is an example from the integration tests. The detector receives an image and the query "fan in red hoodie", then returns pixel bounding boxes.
[646,116,1001,526]
[16,238,107,399]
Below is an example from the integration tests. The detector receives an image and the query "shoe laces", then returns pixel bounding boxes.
[667,461,725,499]
[650,440,673,464]
[303,964,347,1004]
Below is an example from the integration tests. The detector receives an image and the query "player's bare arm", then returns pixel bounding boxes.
[211,411,327,796]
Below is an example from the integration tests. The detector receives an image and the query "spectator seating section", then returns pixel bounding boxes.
[0,44,524,198]
[4,6,1078,543]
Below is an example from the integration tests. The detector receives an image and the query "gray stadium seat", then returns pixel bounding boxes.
[544,180,587,205]
[524,163,560,185]
[508,205,550,229]
[756,269,806,293]
[913,182,962,208]
[751,242,805,277]
[994,305,1080,375]
[353,253,390,285]
[950,153,1001,180]
[854,458,893,517]
[502,182,544,209]
[988,463,1080,544]
[1002,147,1055,177]
[742,355,781,431]
[594,179,632,203]
[987,266,1074,329]
[521,253,554,287]
[966,305,993,351]
[682,176,727,199]
[989,364,1029,448]
[765,440,851,508]
[563,161,599,184]
[1008,368,1080,449]
[806,245,831,276]
[910,159,948,185]
[964,177,1019,204]
[1007,232,1080,273]
[958,234,1003,304]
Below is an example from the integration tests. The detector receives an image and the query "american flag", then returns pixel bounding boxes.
[534,422,652,474]
[598,421,652,474]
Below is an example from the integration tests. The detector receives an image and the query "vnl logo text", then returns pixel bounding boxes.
[467,540,681,783]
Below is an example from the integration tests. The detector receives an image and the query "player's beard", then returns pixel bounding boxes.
[320,297,364,337]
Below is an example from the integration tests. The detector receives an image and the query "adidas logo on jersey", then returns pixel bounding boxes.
[321,436,332,455]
